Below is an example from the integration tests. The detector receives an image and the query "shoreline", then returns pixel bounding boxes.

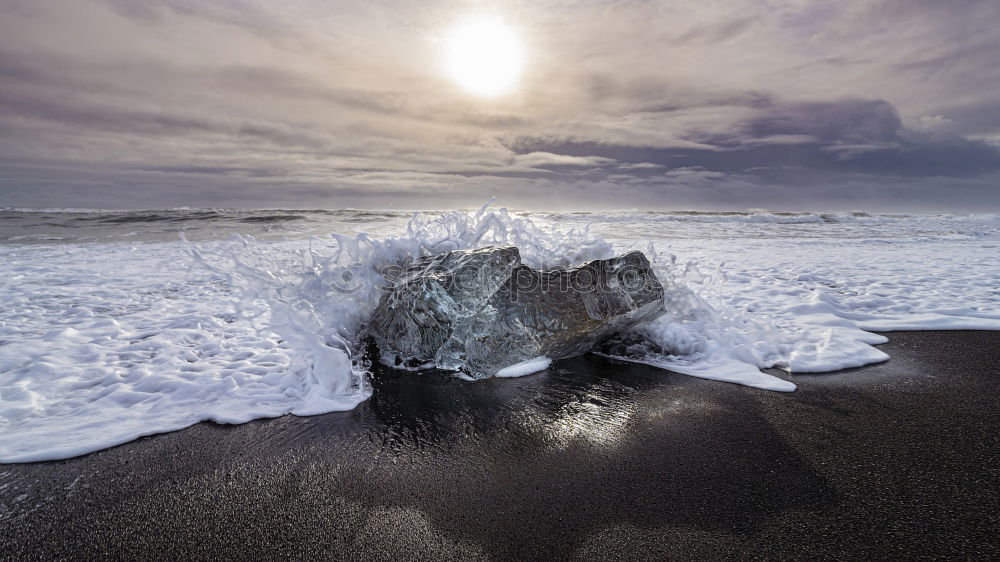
[2,330,998,559]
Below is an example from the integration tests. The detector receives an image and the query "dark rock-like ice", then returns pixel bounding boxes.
[369,246,665,378]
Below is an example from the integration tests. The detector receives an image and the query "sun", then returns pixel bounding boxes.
[445,16,523,97]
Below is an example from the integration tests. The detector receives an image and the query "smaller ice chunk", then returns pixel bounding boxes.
[495,356,552,378]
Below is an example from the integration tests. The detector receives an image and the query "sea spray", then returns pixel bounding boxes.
[185,203,798,395]
[181,202,618,405]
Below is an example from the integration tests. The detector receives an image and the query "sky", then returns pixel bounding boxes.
[1,0,999,211]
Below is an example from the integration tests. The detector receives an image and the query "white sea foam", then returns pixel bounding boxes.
[1,205,998,462]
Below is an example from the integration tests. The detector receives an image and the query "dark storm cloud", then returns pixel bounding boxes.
[515,98,1000,171]
[742,99,901,145]
[510,96,1000,208]
[1,0,999,210]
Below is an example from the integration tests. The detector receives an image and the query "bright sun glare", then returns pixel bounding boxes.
[445,17,523,97]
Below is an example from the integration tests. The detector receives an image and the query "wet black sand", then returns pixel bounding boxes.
[2,331,998,560]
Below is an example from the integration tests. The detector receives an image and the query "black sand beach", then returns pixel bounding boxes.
[2,330,998,560]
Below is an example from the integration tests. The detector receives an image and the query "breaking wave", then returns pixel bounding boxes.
[1,203,999,462]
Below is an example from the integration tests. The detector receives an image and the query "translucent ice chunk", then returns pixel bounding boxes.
[369,246,665,377]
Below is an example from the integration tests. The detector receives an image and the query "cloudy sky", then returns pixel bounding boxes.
[1,0,999,210]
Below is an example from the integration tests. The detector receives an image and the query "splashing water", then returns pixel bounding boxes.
[184,202,620,400]
[2,204,998,462]
[185,202,802,401]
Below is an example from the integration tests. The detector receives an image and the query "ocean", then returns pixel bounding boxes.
[1,205,998,462]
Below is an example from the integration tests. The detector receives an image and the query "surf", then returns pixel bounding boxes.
[1,204,998,462]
